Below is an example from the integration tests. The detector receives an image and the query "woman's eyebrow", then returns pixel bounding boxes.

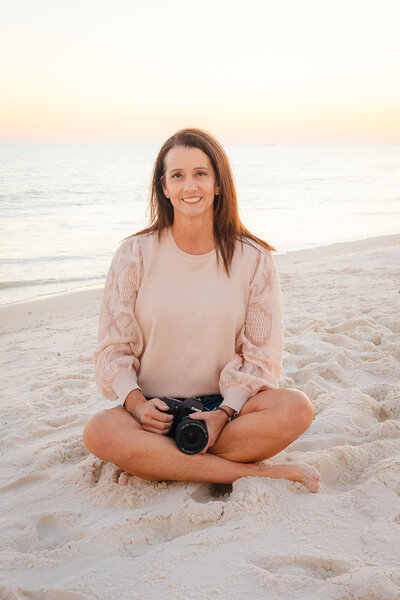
[169,166,209,173]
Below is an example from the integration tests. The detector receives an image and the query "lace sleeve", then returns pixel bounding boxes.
[92,237,144,402]
[219,249,284,413]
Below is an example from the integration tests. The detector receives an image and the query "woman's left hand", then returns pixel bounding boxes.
[189,410,229,454]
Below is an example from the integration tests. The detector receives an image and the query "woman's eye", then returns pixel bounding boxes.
[171,172,206,179]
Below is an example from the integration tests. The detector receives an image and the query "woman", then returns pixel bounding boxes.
[83,127,320,493]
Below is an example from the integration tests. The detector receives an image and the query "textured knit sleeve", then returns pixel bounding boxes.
[92,237,144,402]
[219,249,284,414]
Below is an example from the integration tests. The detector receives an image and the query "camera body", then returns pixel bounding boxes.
[159,396,209,455]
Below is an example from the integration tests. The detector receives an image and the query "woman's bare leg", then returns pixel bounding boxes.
[207,388,320,492]
[83,399,319,492]
[209,387,315,463]
[84,407,267,482]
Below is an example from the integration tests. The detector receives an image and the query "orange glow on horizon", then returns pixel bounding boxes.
[2,1,400,144]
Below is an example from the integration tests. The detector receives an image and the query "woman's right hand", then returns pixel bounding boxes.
[125,392,173,435]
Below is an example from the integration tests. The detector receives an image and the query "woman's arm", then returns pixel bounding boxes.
[219,249,284,415]
[92,237,144,404]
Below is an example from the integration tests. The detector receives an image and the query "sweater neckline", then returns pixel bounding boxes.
[166,227,216,262]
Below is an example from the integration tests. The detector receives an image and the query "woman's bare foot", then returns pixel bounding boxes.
[257,461,321,493]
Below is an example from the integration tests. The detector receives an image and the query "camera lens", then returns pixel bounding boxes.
[174,417,208,454]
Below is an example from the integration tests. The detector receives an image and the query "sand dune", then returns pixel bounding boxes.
[1,234,399,599]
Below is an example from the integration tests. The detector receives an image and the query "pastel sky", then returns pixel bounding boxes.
[1,0,400,142]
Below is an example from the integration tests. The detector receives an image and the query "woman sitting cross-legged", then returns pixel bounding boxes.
[83,127,320,493]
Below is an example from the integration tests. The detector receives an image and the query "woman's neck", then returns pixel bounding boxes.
[171,221,215,255]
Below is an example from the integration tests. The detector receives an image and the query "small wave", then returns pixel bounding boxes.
[0,274,106,291]
[0,255,99,264]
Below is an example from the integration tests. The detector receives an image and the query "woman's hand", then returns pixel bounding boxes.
[189,410,229,454]
[126,394,173,435]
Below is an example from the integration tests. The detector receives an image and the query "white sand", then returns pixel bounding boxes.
[1,234,399,600]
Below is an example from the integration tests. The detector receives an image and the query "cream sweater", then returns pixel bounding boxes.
[93,226,284,414]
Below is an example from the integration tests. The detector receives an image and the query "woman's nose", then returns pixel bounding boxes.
[183,176,197,192]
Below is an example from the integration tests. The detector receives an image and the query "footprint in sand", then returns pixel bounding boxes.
[376,403,400,422]
[4,514,71,556]
[391,513,400,525]
[125,499,226,543]
[0,585,91,599]
[366,383,398,403]
[377,315,400,333]
[305,363,343,385]
[44,415,78,428]
[40,439,89,469]
[51,380,88,393]
[25,416,79,439]
[189,482,232,504]
[311,439,400,490]
[364,420,400,444]
[0,472,51,493]
[250,554,352,580]
[36,514,69,549]
[325,317,373,335]
[250,557,400,598]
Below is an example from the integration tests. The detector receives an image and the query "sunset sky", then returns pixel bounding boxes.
[1,0,400,143]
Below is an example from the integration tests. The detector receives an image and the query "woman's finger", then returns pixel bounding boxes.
[148,399,174,422]
[143,416,172,431]
[151,398,170,411]
[189,411,206,419]
[151,410,173,424]
[143,425,171,435]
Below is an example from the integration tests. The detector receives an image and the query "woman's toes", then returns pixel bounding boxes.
[118,472,128,486]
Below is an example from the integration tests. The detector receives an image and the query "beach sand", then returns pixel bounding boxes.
[1,234,399,600]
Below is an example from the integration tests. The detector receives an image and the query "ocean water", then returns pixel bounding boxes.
[1,143,399,306]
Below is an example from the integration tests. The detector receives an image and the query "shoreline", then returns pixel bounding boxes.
[1,232,399,336]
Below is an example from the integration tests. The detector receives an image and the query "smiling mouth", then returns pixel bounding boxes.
[182,196,202,204]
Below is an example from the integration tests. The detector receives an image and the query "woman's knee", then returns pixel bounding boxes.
[83,409,117,458]
[282,388,314,434]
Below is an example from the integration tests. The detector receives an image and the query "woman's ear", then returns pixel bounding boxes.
[161,175,169,198]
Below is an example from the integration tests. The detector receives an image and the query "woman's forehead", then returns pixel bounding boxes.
[164,146,212,171]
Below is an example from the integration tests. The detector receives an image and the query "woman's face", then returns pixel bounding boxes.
[161,146,220,223]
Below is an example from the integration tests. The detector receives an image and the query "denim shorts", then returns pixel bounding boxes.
[145,393,224,411]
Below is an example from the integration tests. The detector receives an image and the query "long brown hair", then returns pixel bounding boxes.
[122,127,276,275]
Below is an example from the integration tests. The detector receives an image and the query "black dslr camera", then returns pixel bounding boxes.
[159,397,208,454]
